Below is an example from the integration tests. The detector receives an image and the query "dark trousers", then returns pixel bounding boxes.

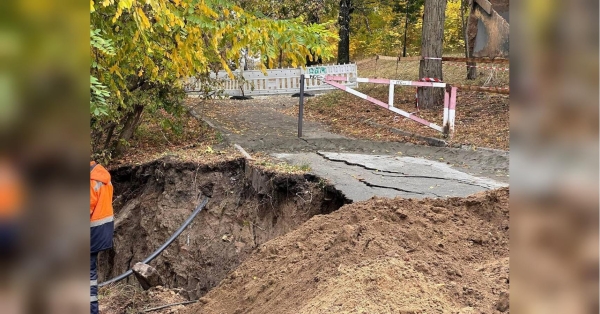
[0,221,19,259]
[90,253,98,314]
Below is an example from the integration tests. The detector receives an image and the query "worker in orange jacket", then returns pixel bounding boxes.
[90,161,114,314]
[0,158,23,259]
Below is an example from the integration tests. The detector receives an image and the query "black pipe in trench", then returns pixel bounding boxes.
[98,197,210,287]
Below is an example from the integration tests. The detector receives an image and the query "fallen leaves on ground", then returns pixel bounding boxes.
[276,58,509,150]
[277,85,508,150]
[110,109,240,168]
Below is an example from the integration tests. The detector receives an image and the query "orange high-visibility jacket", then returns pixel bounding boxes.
[0,161,23,221]
[90,161,114,253]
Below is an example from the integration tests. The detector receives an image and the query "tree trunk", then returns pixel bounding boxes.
[307,8,322,65]
[114,104,144,155]
[466,32,477,78]
[418,0,447,108]
[337,0,353,64]
[463,0,477,79]
[306,51,323,66]
[102,122,117,151]
[278,49,283,68]
[402,3,409,57]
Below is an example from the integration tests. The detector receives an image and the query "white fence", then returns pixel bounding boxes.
[185,64,358,97]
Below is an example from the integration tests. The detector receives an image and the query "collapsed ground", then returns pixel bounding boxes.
[99,158,348,313]
[99,158,509,313]
[100,59,510,313]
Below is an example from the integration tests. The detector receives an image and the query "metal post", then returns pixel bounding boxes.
[388,82,395,107]
[298,74,305,138]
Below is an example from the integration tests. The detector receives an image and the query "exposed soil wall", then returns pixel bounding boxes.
[98,157,349,301]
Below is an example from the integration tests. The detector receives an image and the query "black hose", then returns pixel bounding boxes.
[99,197,209,287]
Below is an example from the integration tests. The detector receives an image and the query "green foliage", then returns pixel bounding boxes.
[89,0,471,162]
[91,0,339,105]
[90,28,115,116]
[235,0,337,22]
[299,163,312,172]
[90,75,110,116]
[391,0,425,25]
[138,85,188,134]
[90,0,338,161]
[90,28,116,56]
[234,0,339,65]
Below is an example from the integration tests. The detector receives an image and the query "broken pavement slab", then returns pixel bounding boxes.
[273,152,508,202]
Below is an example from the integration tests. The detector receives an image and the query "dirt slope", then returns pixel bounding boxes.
[186,188,509,314]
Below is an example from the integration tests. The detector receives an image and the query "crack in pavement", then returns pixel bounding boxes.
[316,151,501,190]
[191,106,508,197]
[316,151,502,193]
[357,179,442,198]
[316,151,404,175]
[299,137,313,146]
[371,172,496,189]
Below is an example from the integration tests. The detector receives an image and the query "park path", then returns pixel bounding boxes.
[189,95,508,201]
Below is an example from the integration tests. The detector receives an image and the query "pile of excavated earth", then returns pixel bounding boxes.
[100,157,509,314]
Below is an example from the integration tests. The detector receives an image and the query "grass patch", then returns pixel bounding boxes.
[250,153,312,174]
[111,109,229,167]
[253,160,312,174]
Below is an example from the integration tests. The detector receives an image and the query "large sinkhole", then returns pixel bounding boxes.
[98,157,350,300]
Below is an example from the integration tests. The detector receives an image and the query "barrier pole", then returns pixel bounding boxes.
[324,79,444,132]
[388,83,395,107]
[448,86,457,137]
[298,74,305,138]
[443,90,450,135]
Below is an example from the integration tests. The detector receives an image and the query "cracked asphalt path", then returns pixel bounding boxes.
[190,96,509,201]
[274,152,508,201]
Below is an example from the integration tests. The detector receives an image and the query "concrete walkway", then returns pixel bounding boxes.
[191,96,509,201]
[274,152,508,201]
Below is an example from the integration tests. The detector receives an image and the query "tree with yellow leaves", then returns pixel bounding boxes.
[90,0,338,160]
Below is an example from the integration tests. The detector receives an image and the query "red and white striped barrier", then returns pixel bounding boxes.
[415,78,444,110]
[324,75,457,137]
[443,87,457,135]
[419,77,443,82]
[355,77,446,88]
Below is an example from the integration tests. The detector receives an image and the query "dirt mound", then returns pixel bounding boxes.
[186,188,509,314]
[98,157,349,303]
